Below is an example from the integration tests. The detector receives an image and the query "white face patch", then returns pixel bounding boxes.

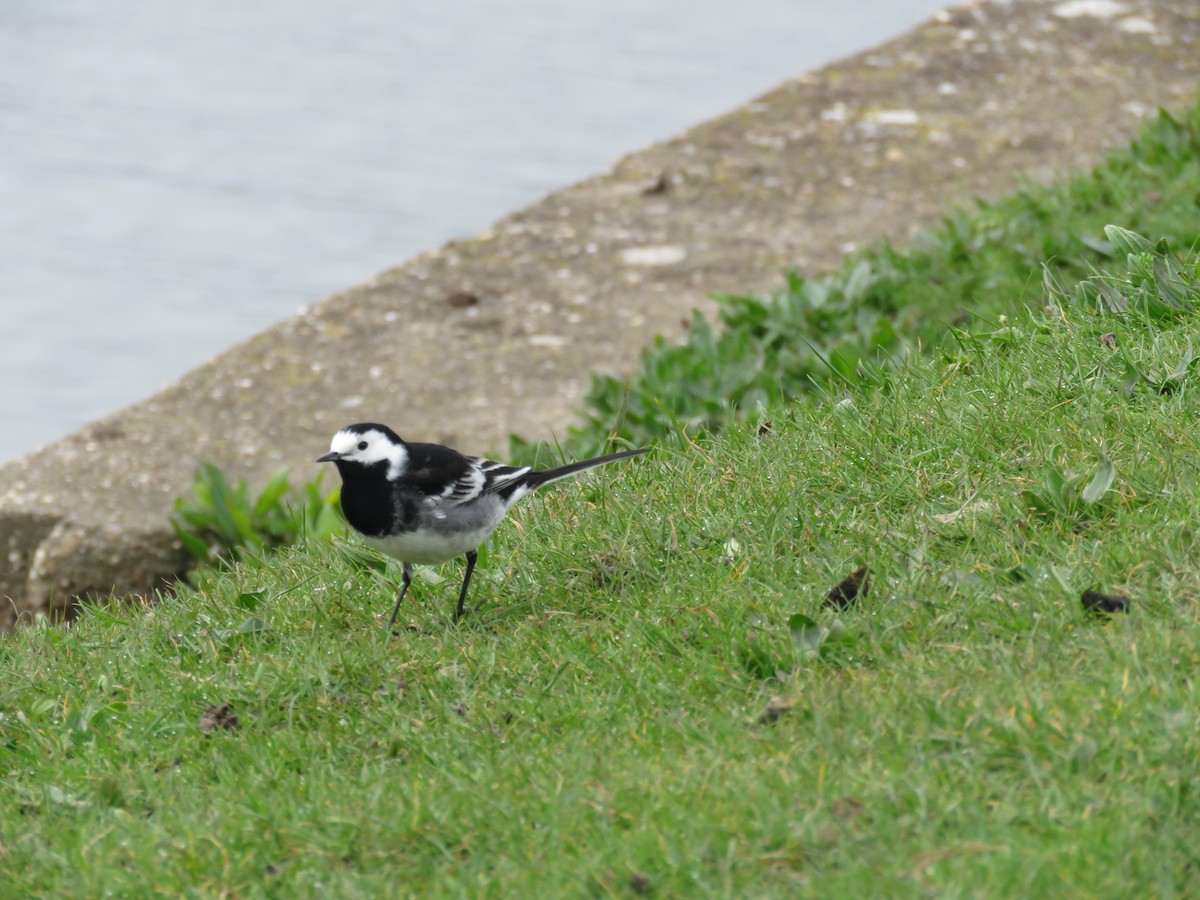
[329,428,407,480]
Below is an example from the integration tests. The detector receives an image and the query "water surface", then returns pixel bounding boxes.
[1,0,948,461]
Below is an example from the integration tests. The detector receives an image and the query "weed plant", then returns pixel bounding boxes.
[541,104,1200,459]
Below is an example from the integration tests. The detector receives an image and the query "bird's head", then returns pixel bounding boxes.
[317,423,407,479]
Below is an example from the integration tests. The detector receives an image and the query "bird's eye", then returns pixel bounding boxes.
[357,441,368,451]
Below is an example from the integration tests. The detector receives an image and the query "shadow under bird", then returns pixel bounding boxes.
[318,423,648,626]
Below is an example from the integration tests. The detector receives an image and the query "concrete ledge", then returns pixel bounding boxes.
[2,0,1197,625]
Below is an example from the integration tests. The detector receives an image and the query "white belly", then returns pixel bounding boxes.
[363,523,497,565]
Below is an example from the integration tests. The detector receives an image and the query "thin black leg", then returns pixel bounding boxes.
[454,550,478,623]
[386,562,413,632]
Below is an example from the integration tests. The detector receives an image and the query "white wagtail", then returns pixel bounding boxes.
[317,423,647,626]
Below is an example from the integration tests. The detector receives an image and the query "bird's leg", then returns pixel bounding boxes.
[386,562,414,632]
[454,550,478,623]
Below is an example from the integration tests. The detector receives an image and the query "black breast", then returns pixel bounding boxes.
[335,462,405,537]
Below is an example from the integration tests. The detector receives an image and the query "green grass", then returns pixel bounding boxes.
[549,102,1200,459]
[3,234,1200,895]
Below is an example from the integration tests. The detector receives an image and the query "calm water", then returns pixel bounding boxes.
[1,0,948,462]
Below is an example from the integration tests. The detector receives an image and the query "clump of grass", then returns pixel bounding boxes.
[171,462,343,565]
[3,231,1200,895]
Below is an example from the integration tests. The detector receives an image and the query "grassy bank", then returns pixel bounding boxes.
[554,103,1200,458]
[3,226,1200,894]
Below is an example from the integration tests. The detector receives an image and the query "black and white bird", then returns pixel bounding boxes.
[317,423,647,627]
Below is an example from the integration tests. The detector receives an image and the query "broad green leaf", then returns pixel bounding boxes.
[173,525,212,562]
[200,464,243,546]
[227,503,259,548]
[235,591,266,610]
[233,616,268,635]
[1104,224,1155,256]
[415,567,445,586]
[253,467,291,518]
[1081,453,1116,504]
[312,503,345,541]
[842,259,873,303]
[788,613,829,656]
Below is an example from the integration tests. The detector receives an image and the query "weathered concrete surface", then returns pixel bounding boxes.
[1,0,1197,626]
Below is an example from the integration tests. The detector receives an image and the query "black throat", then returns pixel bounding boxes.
[334,460,398,537]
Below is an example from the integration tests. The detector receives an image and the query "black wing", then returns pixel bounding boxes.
[400,443,482,502]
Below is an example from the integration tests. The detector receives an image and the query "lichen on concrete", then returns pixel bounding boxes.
[1,0,1196,626]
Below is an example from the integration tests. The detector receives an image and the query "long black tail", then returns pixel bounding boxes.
[521,447,648,493]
